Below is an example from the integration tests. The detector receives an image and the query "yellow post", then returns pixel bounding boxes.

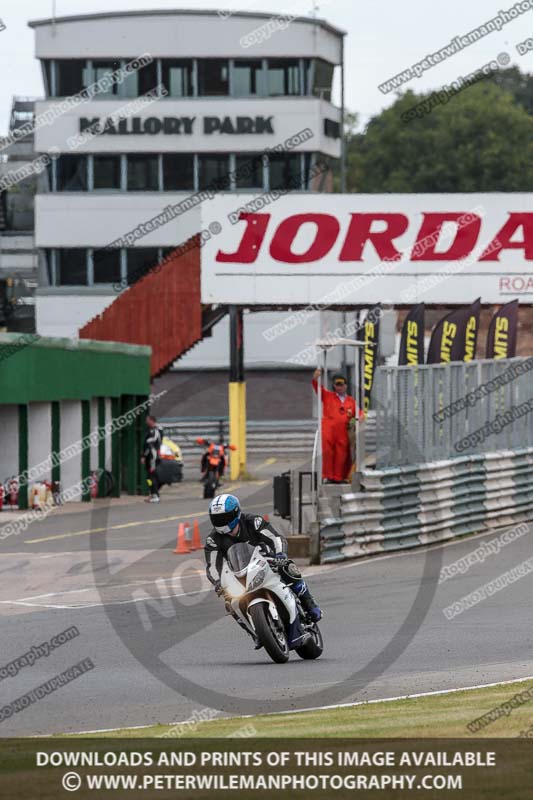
[229,306,247,479]
[229,382,241,480]
[239,380,247,477]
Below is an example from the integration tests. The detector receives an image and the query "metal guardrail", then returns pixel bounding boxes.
[319,447,533,563]
[159,418,319,472]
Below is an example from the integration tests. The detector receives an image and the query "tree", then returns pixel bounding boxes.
[491,66,533,115]
[346,77,533,193]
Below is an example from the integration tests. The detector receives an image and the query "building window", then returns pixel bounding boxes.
[161,60,194,97]
[43,60,53,95]
[56,155,87,191]
[93,155,122,190]
[198,155,230,191]
[324,118,340,139]
[93,248,122,284]
[269,153,302,190]
[163,154,194,190]
[235,153,263,189]
[312,59,334,101]
[127,155,159,191]
[198,59,229,96]
[57,249,88,285]
[55,60,87,96]
[43,249,53,284]
[93,61,121,96]
[308,155,332,191]
[232,60,263,96]
[267,59,301,96]
[123,59,159,97]
[303,153,314,189]
[126,248,160,285]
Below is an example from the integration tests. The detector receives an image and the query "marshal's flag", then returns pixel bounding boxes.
[464,298,481,362]
[426,307,469,364]
[486,300,519,359]
[358,305,380,413]
[399,303,425,365]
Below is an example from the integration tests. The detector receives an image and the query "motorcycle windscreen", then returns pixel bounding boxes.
[226,542,255,574]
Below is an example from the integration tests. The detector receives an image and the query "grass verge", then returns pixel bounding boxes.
[69,679,533,738]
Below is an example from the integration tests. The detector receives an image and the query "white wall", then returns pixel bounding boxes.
[32,12,343,63]
[177,310,350,369]
[36,292,116,337]
[0,406,19,484]
[60,400,82,500]
[35,194,202,247]
[27,403,52,484]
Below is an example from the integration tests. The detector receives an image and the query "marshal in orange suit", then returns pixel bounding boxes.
[312,368,364,483]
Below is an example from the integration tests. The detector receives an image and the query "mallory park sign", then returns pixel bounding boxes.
[79,115,275,136]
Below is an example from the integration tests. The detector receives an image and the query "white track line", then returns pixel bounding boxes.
[68,675,533,736]
[0,588,208,610]
[0,526,524,610]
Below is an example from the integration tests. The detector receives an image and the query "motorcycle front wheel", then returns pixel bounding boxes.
[295,623,323,660]
[249,603,289,663]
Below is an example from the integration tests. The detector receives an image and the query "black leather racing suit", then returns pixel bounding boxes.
[143,425,162,495]
[204,514,320,620]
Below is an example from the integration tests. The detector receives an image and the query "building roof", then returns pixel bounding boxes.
[28,8,346,38]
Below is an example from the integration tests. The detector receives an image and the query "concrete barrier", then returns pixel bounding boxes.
[320,447,533,563]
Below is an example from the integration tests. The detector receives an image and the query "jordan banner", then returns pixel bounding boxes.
[464,298,481,362]
[486,300,519,359]
[358,305,381,413]
[398,303,425,365]
[426,307,470,364]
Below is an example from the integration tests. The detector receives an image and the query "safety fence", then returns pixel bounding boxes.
[160,418,317,470]
[374,357,533,469]
[319,447,533,563]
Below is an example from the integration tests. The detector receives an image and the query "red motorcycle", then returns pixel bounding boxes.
[196,438,237,499]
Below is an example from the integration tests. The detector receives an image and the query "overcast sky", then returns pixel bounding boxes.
[1,0,531,132]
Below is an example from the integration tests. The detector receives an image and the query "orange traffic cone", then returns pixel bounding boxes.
[173,522,190,554]
[190,519,202,551]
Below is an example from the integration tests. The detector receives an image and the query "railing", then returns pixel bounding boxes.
[374,358,533,469]
[160,417,317,470]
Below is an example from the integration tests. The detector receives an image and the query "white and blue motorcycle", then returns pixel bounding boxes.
[220,542,323,664]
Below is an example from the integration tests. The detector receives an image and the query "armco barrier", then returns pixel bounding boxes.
[161,414,376,467]
[320,447,533,563]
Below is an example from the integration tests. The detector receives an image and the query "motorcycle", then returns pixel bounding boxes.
[220,542,323,664]
[158,436,184,483]
[196,438,236,499]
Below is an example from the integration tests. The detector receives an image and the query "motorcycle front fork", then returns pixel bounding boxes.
[226,602,256,641]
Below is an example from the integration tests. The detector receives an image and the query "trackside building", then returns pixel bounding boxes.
[29,8,344,366]
[0,334,151,509]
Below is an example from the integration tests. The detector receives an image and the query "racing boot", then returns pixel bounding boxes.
[293,580,322,622]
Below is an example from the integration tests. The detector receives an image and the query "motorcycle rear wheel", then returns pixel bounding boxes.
[295,623,323,660]
[249,603,289,663]
[203,470,218,499]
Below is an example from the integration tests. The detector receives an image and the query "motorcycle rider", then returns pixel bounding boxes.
[141,415,162,503]
[199,437,227,481]
[204,494,322,633]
